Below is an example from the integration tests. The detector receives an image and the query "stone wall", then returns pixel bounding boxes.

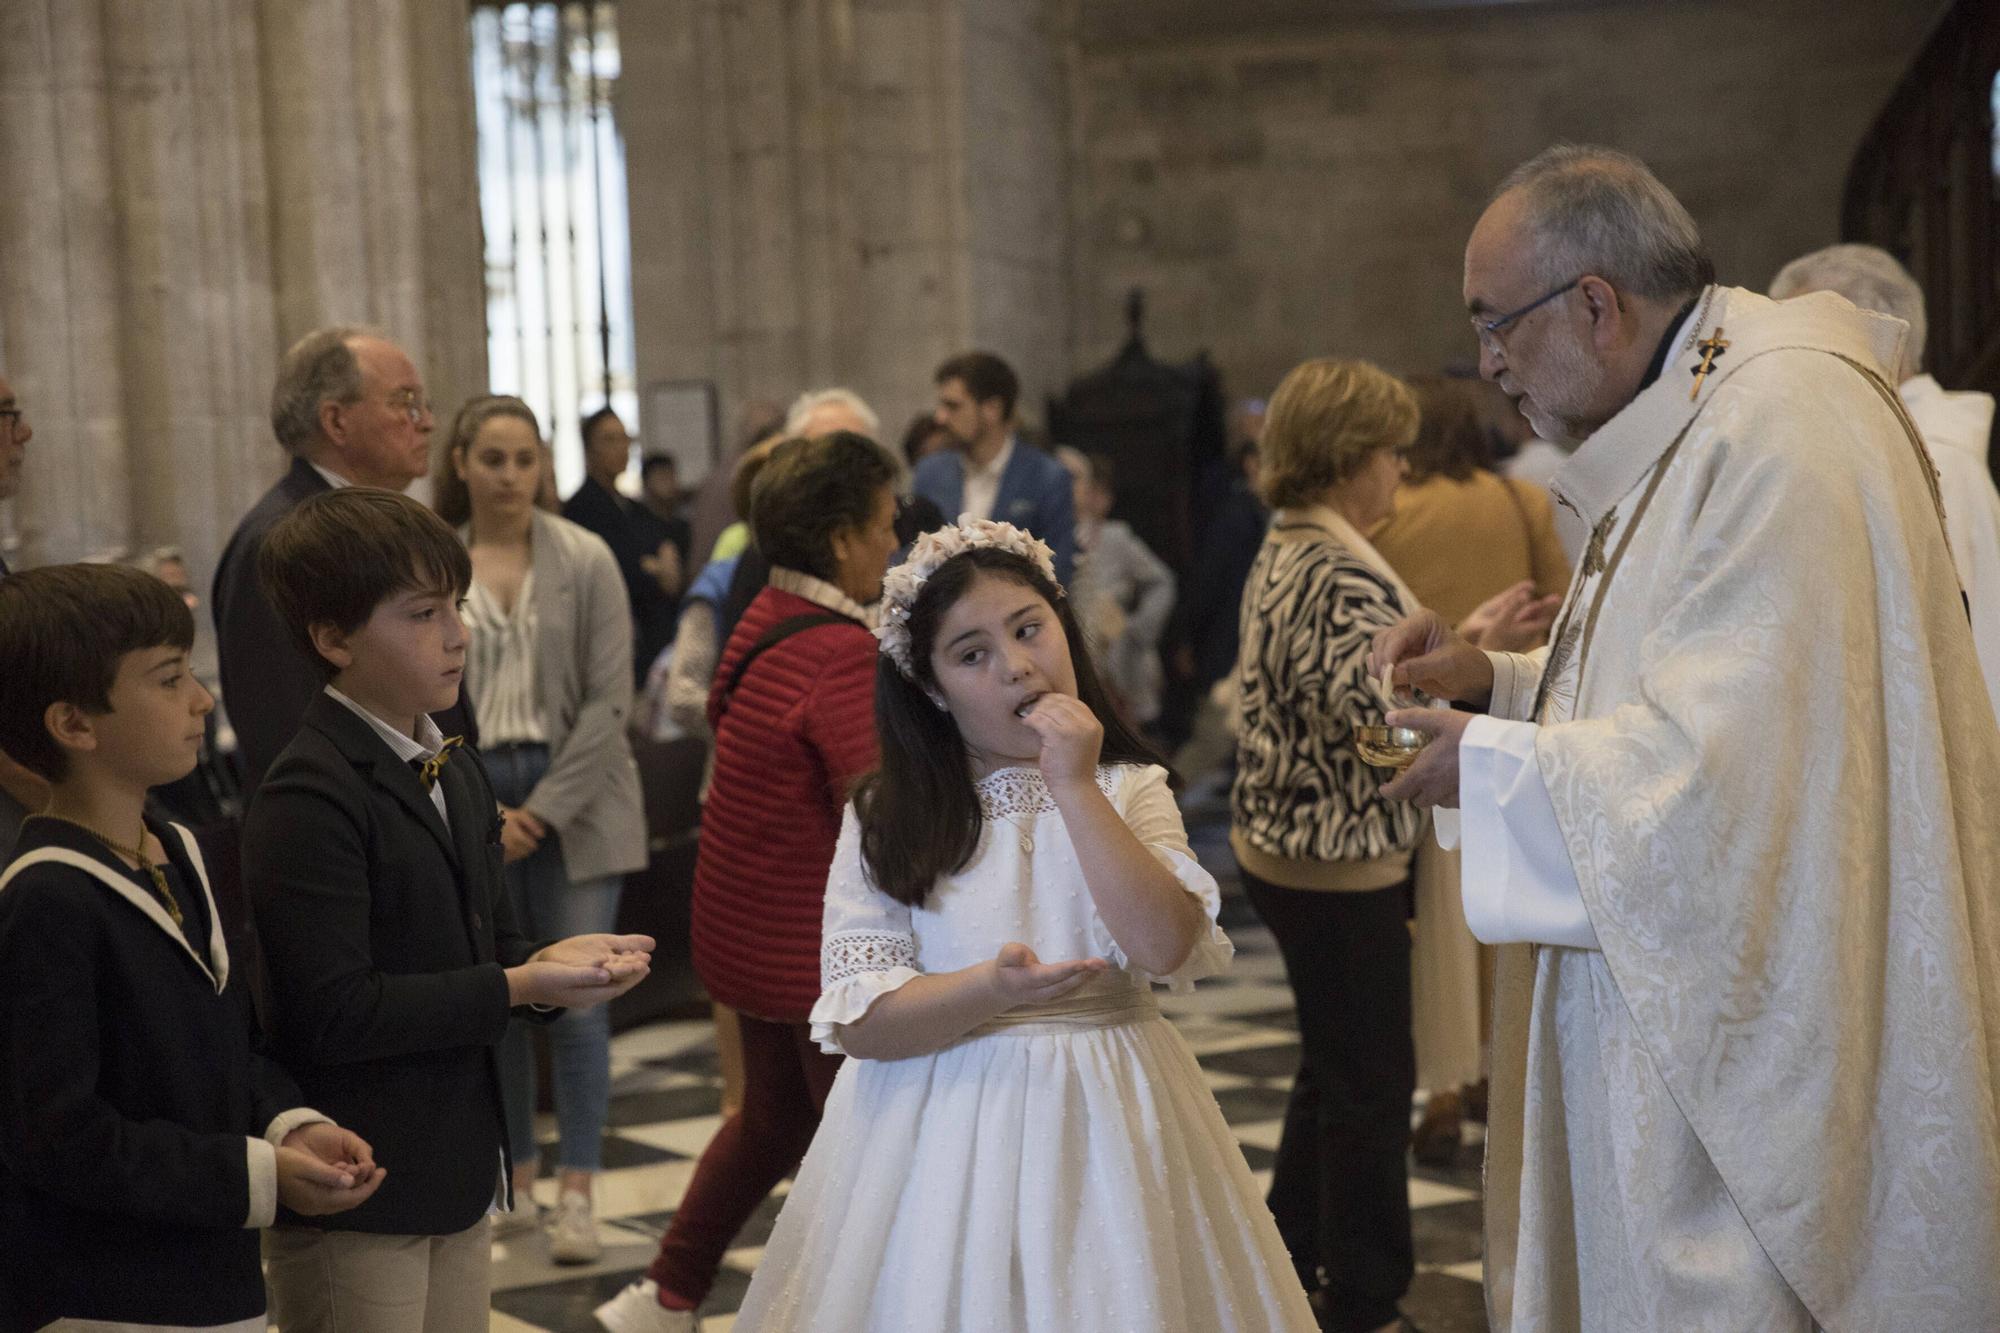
[621,0,1072,469]
[0,0,487,592]
[1069,0,1948,403]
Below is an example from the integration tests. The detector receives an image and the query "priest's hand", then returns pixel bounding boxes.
[1378,707,1471,809]
[1370,610,1494,707]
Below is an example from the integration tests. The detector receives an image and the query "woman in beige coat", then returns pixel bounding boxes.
[1370,374,1568,1162]
[436,395,649,1264]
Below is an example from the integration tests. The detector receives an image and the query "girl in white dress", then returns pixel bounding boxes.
[731,519,1317,1332]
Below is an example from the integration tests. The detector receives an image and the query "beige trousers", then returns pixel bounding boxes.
[263,1219,491,1333]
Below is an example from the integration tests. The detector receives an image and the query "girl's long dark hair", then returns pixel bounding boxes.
[855,547,1172,907]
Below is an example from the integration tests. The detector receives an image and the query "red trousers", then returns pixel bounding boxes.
[647,1013,842,1303]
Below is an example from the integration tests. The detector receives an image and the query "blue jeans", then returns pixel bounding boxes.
[486,742,623,1173]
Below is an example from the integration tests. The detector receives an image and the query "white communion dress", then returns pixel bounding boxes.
[732,763,1317,1332]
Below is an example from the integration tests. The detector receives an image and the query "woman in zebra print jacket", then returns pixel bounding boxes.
[1228,357,1424,1333]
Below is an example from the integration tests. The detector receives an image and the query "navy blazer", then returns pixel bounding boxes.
[911,440,1077,584]
[245,692,549,1237]
[0,818,303,1327]
[213,458,477,797]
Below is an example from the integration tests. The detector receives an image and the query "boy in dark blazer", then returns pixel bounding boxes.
[0,564,383,1332]
[246,488,653,1330]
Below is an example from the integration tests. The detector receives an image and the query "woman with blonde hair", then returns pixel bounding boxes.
[1370,373,1570,1164]
[1230,357,1422,1333]
[433,395,649,1264]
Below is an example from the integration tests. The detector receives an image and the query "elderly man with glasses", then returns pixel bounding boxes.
[1373,144,2000,1331]
[212,326,467,797]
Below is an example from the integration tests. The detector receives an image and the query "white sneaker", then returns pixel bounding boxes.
[547,1189,602,1265]
[594,1279,698,1333]
[490,1198,541,1240]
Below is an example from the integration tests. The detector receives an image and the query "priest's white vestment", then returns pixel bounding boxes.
[1456,288,2000,1331]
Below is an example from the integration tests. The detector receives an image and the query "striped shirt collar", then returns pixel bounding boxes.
[324,685,446,765]
[767,566,880,629]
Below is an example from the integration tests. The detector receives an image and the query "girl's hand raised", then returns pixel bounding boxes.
[987,942,1110,1004]
[1018,693,1103,788]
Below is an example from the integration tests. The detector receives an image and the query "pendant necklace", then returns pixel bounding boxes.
[30,812,184,928]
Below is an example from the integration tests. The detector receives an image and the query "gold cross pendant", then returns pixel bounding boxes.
[1690,327,1729,400]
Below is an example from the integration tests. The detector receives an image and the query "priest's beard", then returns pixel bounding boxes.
[1516,330,1611,449]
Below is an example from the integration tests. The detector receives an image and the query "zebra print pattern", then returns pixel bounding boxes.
[1230,524,1422,864]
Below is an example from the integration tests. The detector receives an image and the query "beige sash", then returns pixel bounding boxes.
[967,973,1161,1038]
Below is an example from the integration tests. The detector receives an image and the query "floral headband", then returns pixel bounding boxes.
[874,516,1061,680]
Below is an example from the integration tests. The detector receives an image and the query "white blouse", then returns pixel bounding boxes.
[463,572,547,747]
[811,762,1235,1053]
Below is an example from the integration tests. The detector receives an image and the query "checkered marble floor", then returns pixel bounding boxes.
[491,793,1489,1331]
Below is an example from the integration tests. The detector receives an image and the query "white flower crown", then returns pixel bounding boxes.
[874,515,1061,680]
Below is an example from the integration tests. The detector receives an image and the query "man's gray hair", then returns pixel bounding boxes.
[1769,243,1925,378]
[270,326,371,453]
[784,387,880,437]
[1495,145,1714,303]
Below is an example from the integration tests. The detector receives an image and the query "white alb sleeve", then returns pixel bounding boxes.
[1458,715,1599,949]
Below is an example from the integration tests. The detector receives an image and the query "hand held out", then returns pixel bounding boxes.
[507,932,656,1008]
[988,942,1110,1006]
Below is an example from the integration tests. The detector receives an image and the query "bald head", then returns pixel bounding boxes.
[1484,145,1713,302]
[1465,146,1712,446]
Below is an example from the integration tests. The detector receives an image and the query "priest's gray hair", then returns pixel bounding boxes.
[271,325,371,454]
[1769,243,1925,379]
[1495,145,1714,303]
[784,387,880,437]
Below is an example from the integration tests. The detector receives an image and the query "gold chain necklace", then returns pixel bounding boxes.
[30,813,184,929]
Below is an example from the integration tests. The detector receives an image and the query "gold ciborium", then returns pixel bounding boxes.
[1353,723,1429,771]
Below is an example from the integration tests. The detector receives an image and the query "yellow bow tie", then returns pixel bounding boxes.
[412,735,467,791]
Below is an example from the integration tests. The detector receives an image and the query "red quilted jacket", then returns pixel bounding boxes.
[691,585,880,1020]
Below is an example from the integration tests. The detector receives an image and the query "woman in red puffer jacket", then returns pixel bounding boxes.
[605,431,902,1331]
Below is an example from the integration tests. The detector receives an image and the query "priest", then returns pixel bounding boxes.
[1372,145,2000,1331]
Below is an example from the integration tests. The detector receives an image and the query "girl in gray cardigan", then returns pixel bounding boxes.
[438,395,649,1265]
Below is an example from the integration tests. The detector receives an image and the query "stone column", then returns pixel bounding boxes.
[0,0,133,566]
[0,0,488,577]
[621,0,1077,453]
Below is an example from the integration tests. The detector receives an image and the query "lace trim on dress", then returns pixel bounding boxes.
[822,930,919,988]
[973,765,1121,822]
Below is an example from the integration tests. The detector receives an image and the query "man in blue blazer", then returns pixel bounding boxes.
[913,351,1076,584]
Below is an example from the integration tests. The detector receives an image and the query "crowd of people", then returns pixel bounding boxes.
[1,139,1998,1333]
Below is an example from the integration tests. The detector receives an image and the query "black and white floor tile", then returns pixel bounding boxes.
[492,804,1489,1332]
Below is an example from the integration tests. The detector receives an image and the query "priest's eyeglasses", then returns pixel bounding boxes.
[1472,278,1581,350]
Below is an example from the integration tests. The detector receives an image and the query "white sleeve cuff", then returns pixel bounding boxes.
[1460,715,1598,949]
[813,930,923,1054]
[245,1137,277,1228]
[264,1106,333,1150]
[1484,649,1546,722]
[1090,847,1234,993]
[810,967,923,1054]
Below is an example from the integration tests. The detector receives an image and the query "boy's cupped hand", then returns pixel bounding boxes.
[512,933,656,1009]
[276,1123,387,1216]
